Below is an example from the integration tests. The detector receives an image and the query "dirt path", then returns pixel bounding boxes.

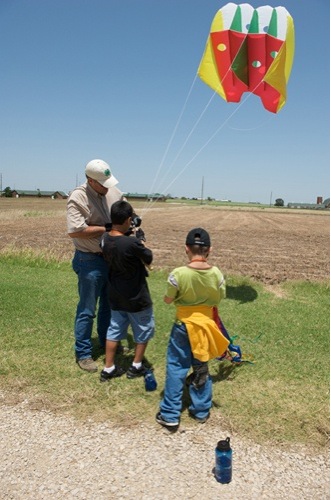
[0,396,329,499]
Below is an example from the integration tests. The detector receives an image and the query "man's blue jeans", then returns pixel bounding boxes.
[159,321,212,423]
[72,250,110,360]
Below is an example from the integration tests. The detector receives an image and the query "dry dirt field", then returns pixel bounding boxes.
[0,198,329,284]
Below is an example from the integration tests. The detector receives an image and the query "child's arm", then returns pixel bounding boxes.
[164,295,174,304]
[133,240,153,266]
[164,271,178,304]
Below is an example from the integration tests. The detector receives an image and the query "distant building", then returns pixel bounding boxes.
[287,199,330,210]
[11,190,68,199]
[124,193,167,202]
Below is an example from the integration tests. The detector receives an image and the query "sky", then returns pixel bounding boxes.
[0,0,329,204]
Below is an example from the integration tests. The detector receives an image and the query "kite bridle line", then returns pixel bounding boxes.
[145,74,199,200]
[145,88,217,209]
[141,83,265,217]
[140,26,266,217]
[226,114,274,132]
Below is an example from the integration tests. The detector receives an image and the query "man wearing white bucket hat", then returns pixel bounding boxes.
[67,159,123,372]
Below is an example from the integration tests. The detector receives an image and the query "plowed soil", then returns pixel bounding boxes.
[0,198,329,284]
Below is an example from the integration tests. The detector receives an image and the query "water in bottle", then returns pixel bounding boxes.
[215,437,232,483]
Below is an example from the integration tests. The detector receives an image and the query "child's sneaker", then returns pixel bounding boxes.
[100,366,126,382]
[126,364,147,379]
[155,412,179,430]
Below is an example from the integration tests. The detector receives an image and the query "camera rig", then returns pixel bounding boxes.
[105,212,145,241]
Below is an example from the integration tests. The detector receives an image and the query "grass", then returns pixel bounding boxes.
[0,253,329,449]
[165,198,330,213]
[166,198,271,209]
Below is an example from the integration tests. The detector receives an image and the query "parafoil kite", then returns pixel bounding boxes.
[198,3,295,113]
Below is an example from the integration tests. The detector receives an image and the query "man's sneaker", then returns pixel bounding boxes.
[155,412,179,430]
[100,366,126,382]
[126,364,147,379]
[189,411,210,424]
[77,358,98,373]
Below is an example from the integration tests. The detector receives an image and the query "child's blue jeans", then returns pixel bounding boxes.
[159,321,212,423]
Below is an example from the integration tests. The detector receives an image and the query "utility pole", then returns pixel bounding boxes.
[0,173,2,196]
[200,176,204,205]
[269,191,273,206]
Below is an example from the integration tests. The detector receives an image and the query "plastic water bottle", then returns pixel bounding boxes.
[215,437,232,483]
[144,369,157,391]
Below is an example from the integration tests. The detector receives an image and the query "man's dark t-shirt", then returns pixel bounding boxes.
[101,234,153,312]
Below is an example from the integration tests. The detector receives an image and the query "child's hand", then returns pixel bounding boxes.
[135,228,146,242]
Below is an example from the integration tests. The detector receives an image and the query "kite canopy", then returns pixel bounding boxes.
[198,2,295,113]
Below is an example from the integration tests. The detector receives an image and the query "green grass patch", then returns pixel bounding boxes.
[23,210,53,217]
[166,198,270,209]
[0,254,329,448]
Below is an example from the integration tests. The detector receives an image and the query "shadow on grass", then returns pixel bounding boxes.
[226,284,258,304]
[92,335,155,372]
[211,361,242,382]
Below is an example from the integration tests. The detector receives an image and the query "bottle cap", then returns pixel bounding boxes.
[217,437,231,451]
